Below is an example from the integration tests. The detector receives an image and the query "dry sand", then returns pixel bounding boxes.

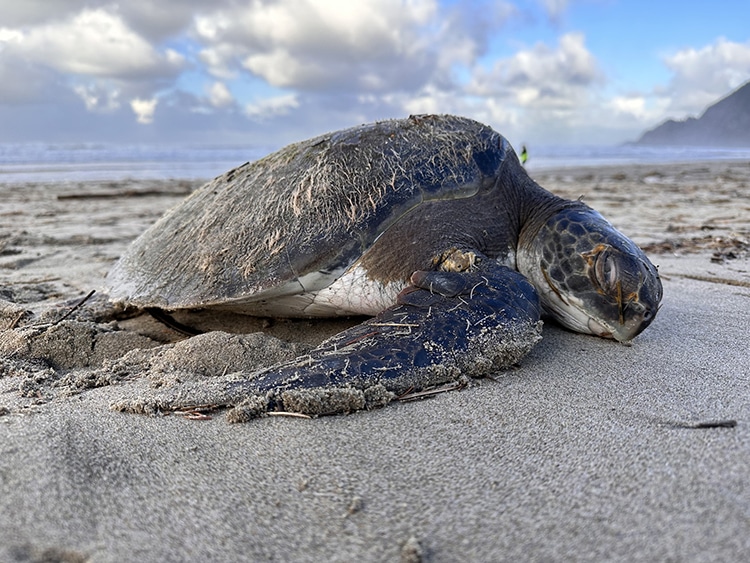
[0,161,749,561]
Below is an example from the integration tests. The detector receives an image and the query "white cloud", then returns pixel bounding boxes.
[74,84,121,112]
[606,94,671,125]
[244,94,299,121]
[242,50,309,89]
[0,28,24,43]
[662,37,750,113]
[7,8,184,79]
[130,97,157,124]
[609,95,647,119]
[0,5,189,126]
[199,43,243,80]
[208,81,234,108]
[0,1,91,27]
[192,0,461,93]
[540,0,570,20]
[470,33,601,109]
[114,0,213,41]
[0,0,209,41]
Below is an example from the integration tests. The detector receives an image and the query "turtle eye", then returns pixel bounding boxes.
[594,249,618,293]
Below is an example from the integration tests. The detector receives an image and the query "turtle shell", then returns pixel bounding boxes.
[107,115,510,311]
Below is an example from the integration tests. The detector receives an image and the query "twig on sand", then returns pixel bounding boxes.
[54,289,96,325]
[173,404,226,420]
[6,310,27,330]
[175,411,214,421]
[668,419,738,429]
[57,188,193,200]
[267,411,313,419]
[397,380,467,402]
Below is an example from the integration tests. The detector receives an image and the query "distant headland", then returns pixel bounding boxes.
[634,80,750,146]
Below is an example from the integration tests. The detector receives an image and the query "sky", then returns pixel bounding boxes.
[1,0,750,149]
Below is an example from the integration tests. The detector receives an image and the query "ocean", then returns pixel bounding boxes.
[0,143,268,184]
[527,144,750,170]
[1,142,750,184]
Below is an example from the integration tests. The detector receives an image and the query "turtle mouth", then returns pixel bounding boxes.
[586,317,614,339]
[541,290,616,339]
[543,293,646,343]
[590,315,651,344]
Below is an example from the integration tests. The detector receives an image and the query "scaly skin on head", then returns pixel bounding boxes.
[517,202,662,342]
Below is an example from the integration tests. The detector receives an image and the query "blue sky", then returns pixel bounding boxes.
[1,0,749,148]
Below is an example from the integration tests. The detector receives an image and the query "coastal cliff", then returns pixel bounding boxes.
[636,81,750,146]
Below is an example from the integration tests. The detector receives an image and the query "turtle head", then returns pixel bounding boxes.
[518,205,662,342]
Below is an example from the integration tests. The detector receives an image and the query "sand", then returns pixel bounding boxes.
[1,161,749,561]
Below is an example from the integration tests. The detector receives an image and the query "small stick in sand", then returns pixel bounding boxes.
[267,411,313,419]
[6,310,27,330]
[673,419,738,429]
[53,289,97,325]
[56,187,194,200]
[178,411,214,421]
[397,381,467,402]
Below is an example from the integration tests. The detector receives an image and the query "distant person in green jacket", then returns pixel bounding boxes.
[520,144,528,166]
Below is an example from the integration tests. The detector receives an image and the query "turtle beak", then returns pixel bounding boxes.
[602,280,661,343]
[608,306,658,343]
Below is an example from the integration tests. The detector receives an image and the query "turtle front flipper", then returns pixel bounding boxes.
[225,259,543,420]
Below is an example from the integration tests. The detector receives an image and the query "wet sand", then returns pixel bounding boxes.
[1,161,749,561]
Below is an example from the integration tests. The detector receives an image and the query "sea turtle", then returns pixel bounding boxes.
[107,115,662,418]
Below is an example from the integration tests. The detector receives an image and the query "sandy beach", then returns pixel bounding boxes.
[1,160,749,561]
